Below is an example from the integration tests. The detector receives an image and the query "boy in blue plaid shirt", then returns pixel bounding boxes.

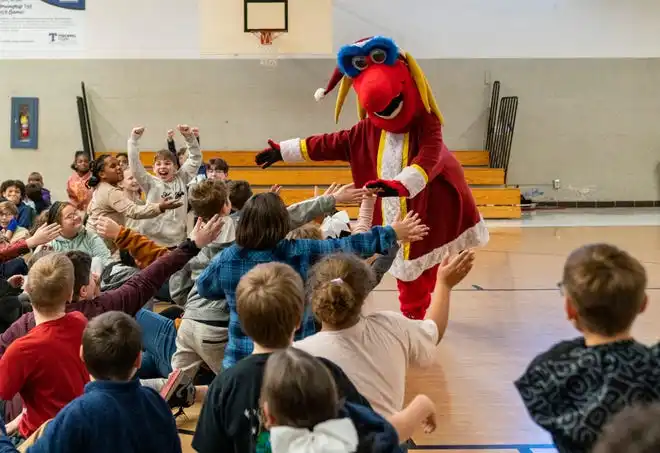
[197,192,428,369]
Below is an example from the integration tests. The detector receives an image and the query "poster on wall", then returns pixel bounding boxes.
[0,0,85,51]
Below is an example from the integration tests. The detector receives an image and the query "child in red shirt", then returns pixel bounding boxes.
[0,253,89,442]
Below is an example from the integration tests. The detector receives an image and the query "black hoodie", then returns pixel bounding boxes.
[515,338,660,453]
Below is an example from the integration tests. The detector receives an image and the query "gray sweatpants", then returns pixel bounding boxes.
[171,319,228,380]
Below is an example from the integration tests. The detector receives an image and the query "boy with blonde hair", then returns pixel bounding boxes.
[0,254,89,442]
[0,311,182,453]
[515,243,660,453]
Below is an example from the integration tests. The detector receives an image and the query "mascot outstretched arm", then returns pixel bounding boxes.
[256,36,489,320]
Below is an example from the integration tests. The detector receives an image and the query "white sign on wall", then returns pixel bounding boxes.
[0,0,85,51]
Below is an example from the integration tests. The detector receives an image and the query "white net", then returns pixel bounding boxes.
[253,31,281,67]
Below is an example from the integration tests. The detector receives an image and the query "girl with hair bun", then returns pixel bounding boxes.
[296,249,475,420]
[85,154,181,249]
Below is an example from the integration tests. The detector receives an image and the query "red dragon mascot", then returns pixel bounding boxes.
[256,36,489,319]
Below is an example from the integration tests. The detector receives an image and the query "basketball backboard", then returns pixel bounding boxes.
[200,0,332,57]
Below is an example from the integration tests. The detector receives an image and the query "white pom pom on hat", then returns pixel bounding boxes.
[314,87,326,102]
[313,67,344,102]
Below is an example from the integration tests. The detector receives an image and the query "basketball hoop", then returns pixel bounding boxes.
[252,30,281,46]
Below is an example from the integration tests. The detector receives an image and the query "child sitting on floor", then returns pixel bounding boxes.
[119,167,145,231]
[129,125,202,247]
[25,184,49,216]
[0,203,29,244]
[169,181,363,379]
[0,254,89,443]
[0,181,34,230]
[196,192,427,369]
[192,262,372,453]
[295,250,474,418]
[226,180,252,223]
[42,201,112,271]
[262,348,437,453]
[515,243,660,453]
[26,173,51,207]
[206,158,229,181]
[86,154,180,250]
[0,311,182,453]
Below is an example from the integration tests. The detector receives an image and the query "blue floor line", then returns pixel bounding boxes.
[409,444,555,450]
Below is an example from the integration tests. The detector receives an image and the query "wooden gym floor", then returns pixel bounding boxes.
[177,222,660,453]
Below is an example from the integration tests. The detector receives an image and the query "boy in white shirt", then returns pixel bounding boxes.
[127,125,202,247]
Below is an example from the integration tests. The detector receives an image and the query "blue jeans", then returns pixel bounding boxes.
[135,309,177,379]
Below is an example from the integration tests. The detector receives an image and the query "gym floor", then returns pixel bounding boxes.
[177,208,660,453]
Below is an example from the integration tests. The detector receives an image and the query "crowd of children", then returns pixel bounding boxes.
[0,125,657,453]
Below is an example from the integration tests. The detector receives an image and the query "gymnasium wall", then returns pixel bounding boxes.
[1,0,659,203]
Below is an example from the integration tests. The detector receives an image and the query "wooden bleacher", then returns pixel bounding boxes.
[121,150,521,219]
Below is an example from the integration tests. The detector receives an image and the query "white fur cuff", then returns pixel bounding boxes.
[280,138,305,162]
[394,165,427,198]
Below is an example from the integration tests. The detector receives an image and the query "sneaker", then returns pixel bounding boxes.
[165,372,196,410]
[160,369,184,402]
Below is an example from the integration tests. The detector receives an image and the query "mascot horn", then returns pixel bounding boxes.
[257,36,489,319]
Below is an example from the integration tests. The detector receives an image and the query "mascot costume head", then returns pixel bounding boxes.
[314,36,443,134]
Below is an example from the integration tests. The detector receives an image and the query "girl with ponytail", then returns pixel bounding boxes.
[85,154,181,249]
[296,249,475,420]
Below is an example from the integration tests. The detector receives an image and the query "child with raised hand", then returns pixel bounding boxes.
[296,250,475,418]
[67,151,93,212]
[0,311,183,453]
[129,125,202,247]
[197,192,428,369]
[0,222,60,265]
[85,154,180,248]
[167,180,360,381]
[515,243,660,453]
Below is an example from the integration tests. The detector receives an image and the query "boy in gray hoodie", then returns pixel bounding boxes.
[169,180,366,379]
[128,125,202,248]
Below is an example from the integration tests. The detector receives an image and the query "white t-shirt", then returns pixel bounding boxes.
[294,311,439,417]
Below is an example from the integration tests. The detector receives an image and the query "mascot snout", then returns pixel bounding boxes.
[354,64,402,114]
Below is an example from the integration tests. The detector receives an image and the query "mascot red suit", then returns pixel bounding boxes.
[256,36,489,319]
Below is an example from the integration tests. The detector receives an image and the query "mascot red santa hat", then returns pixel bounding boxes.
[257,36,489,319]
